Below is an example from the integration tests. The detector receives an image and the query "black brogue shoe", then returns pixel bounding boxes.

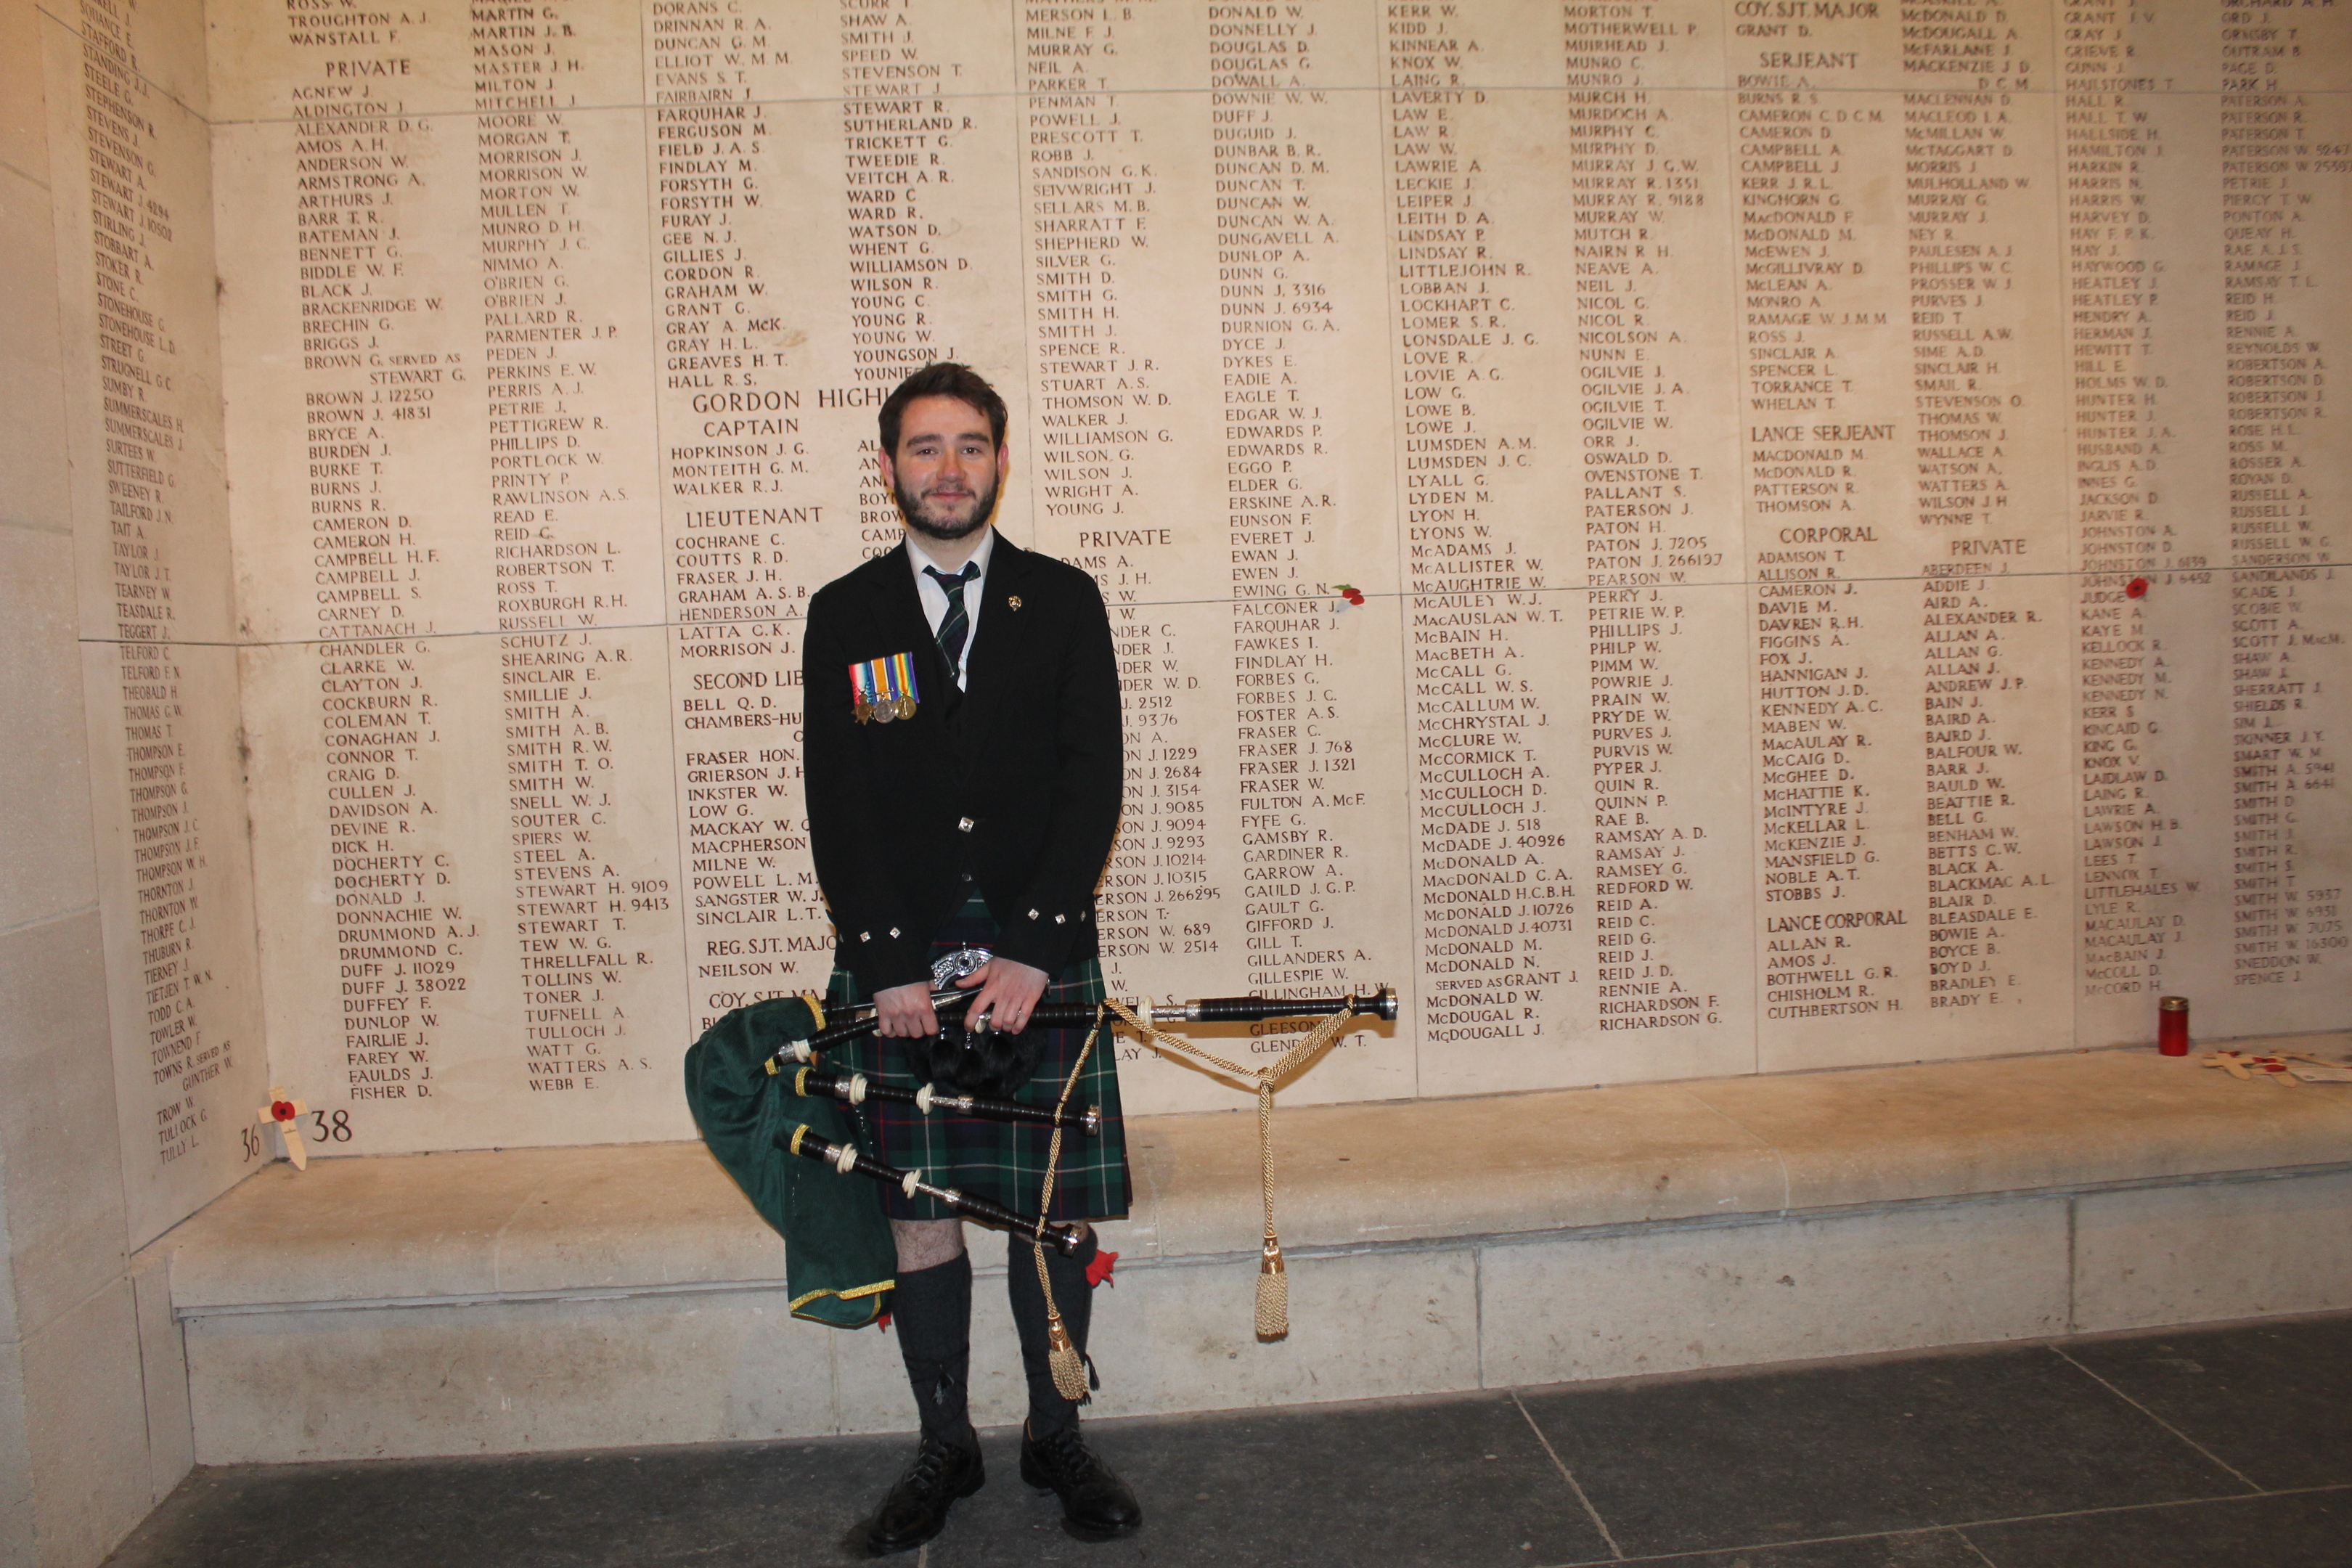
[859,1434,984,1556]
[1019,1424,1143,1542]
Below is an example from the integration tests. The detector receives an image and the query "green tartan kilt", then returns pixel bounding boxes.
[825,898,1131,1225]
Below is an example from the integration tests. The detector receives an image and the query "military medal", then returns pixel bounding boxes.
[849,652,921,724]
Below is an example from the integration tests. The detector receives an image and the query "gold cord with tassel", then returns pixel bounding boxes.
[1254,1075,1289,1341]
[1031,1013,1101,1402]
[1100,998,1358,1343]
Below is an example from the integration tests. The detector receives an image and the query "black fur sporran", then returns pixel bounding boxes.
[905,1016,1047,1097]
[901,946,1045,1095]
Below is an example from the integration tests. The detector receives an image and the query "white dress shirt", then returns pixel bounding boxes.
[906,528,995,690]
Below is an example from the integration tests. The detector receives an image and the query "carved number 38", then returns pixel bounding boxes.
[240,1111,353,1162]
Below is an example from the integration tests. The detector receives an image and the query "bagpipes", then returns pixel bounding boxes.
[764,979,1400,1076]
[771,967,1398,1346]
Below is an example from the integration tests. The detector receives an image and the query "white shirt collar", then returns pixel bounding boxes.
[905,527,995,583]
[906,529,995,690]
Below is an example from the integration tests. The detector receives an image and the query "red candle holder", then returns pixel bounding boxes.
[2158,995,2189,1057]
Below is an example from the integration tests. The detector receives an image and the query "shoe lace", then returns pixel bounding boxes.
[1034,1425,1100,1482]
[905,1434,964,1491]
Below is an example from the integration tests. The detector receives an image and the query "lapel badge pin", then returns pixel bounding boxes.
[1008,595,1022,611]
[850,652,920,724]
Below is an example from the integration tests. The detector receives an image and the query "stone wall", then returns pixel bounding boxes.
[6,0,239,1559]
[201,0,2350,1161]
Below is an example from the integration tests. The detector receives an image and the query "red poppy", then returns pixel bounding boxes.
[2125,577,2149,599]
[270,1101,296,1122]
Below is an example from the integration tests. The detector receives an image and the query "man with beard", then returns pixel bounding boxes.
[800,362,1141,1553]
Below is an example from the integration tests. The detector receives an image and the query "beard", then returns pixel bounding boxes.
[894,469,1000,543]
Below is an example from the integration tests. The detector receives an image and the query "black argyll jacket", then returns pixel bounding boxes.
[800,535,1124,997]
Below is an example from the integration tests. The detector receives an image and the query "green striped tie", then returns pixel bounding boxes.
[926,562,978,680]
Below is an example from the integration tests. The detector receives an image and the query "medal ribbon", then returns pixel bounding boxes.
[849,655,921,721]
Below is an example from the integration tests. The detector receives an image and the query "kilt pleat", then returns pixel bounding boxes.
[826,895,1131,1224]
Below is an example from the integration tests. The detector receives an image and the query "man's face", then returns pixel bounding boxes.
[880,394,1006,543]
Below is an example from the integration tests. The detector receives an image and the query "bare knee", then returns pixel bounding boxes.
[891,1218,965,1271]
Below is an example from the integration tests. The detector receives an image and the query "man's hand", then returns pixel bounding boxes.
[957,956,1050,1037]
[871,980,940,1039]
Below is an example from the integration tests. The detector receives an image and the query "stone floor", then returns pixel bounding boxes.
[106,1312,2351,1567]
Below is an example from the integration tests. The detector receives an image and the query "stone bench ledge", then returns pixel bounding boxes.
[1156,1042,2352,1258]
[157,1040,2352,1315]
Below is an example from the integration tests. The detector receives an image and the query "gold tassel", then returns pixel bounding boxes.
[1046,1308,1089,1400]
[1254,1234,1289,1342]
[1030,1022,1103,1406]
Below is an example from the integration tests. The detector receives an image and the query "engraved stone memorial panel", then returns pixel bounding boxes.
[156,0,2346,1158]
